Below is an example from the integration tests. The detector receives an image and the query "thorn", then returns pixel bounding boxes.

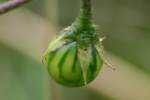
[104,60,116,71]
[99,36,106,42]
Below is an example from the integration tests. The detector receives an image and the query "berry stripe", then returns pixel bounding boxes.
[58,48,70,78]
[47,51,56,73]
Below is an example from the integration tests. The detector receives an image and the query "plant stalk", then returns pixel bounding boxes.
[0,0,30,14]
[77,0,92,26]
[80,0,92,19]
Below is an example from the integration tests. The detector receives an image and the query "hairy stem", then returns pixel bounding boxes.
[0,0,30,14]
[77,0,92,29]
[80,0,92,19]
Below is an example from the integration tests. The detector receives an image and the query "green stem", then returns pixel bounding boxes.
[76,0,93,28]
[80,0,92,20]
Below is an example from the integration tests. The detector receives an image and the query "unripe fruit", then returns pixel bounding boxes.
[43,0,104,87]
[43,25,104,87]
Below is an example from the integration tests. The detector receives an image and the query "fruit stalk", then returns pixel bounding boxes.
[76,0,92,27]
[80,0,92,19]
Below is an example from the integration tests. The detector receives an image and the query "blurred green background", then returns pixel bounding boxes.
[0,0,150,100]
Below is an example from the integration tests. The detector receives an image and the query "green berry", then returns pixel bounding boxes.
[43,40,103,87]
[43,0,104,87]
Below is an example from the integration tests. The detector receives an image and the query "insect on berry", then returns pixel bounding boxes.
[42,0,114,87]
